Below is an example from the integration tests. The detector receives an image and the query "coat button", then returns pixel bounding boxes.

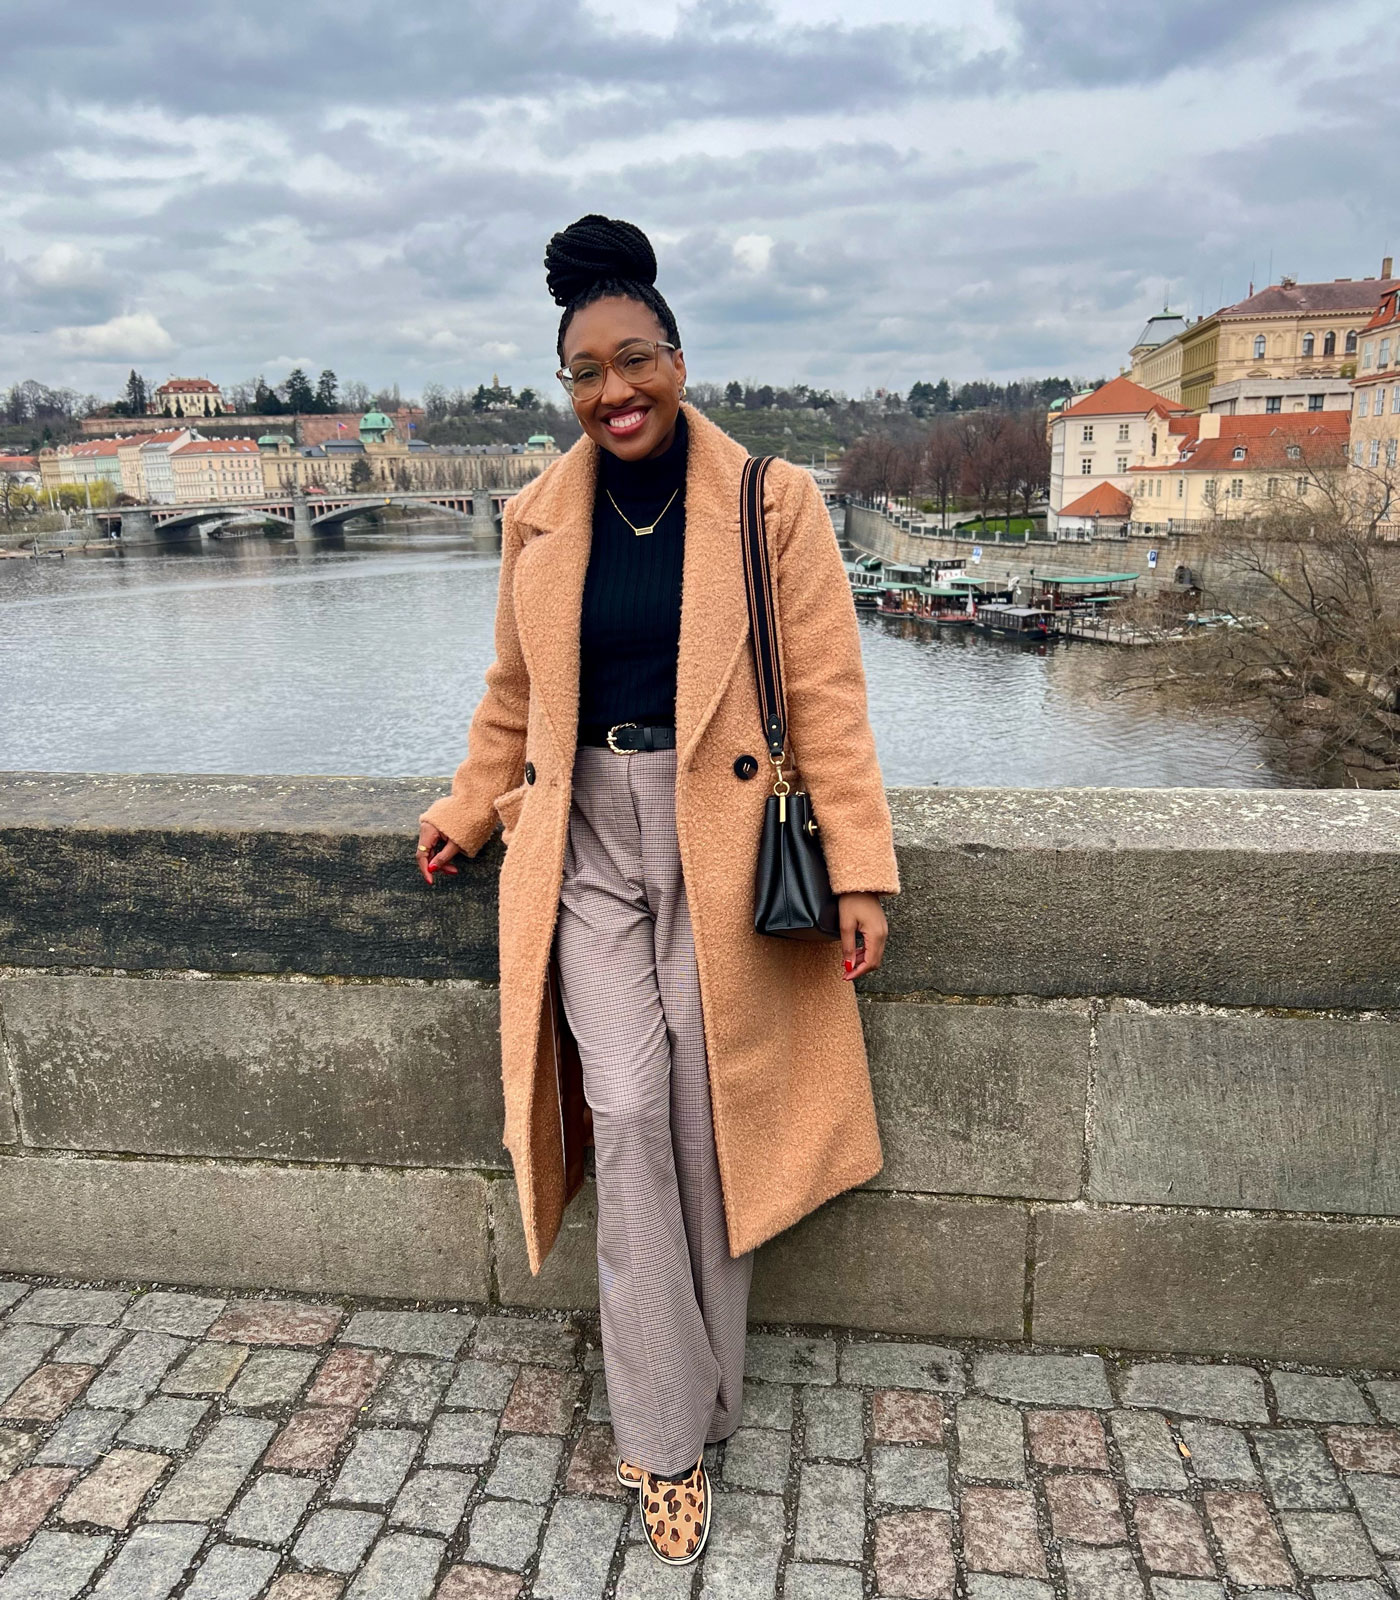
[733,754,759,780]
[524,762,536,784]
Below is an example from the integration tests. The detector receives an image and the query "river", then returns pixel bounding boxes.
[0,521,1279,787]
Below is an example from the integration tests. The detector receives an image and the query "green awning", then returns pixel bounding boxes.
[1037,572,1140,585]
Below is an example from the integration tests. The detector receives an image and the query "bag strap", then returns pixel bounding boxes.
[740,455,787,762]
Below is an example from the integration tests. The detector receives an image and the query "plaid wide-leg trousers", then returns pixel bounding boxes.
[554,744,754,1475]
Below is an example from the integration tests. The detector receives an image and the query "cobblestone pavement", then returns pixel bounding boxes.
[0,1277,1398,1599]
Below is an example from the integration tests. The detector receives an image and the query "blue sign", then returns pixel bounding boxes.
[971,545,983,564]
[1147,548,1158,569]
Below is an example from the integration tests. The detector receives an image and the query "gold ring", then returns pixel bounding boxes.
[416,845,430,854]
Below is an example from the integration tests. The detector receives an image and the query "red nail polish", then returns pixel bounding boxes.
[843,959,853,972]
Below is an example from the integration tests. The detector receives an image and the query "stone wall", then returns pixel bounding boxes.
[1,773,1398,1365]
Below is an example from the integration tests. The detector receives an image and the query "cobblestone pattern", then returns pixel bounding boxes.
[0,1276,1396,1597]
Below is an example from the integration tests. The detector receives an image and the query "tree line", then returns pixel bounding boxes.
[837,411,1052,525]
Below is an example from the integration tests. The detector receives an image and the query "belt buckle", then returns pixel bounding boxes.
[605,721,637,754]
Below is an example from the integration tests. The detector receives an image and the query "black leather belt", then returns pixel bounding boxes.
[579,721,677,753]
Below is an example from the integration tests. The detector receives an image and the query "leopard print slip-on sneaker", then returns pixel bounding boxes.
[616,1457,643,1489]
[639,1456,711,1566]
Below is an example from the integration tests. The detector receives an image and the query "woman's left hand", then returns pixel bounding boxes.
[839,892,887,980]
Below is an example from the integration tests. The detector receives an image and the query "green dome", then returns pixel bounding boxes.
[258,432,293,447]
[361,410,392,429]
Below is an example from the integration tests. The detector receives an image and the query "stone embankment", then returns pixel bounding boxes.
[1,772,1398,1368]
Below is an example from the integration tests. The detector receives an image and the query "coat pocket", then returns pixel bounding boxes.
[492,781,529,845]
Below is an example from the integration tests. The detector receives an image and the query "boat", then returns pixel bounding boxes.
[845,555,886,609]
[974,603,1053,640]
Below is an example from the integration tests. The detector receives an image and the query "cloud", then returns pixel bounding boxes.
[55,313,175,359]
[0,0,1394,396]
[24,243,107,289]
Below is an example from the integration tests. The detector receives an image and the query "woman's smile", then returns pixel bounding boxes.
[603,406,650,438]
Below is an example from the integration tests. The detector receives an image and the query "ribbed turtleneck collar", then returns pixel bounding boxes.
[596,406,688,496]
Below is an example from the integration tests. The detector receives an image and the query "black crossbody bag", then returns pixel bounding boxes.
[741,456,841,941]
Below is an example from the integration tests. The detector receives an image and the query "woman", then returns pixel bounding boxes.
[416,215,899,1567]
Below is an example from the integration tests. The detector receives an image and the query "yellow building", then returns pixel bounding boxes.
[1128,313,1188,402]
[169,438,266,502]
[1349,286,1400,487]
[1129,411,1349,527]
[1174,263,1397,412]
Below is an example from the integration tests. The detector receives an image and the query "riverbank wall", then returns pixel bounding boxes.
[2,772,1398,1364]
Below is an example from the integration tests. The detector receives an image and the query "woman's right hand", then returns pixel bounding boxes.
[416,822,461,886]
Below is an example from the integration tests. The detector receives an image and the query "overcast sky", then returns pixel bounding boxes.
[2,0,1396,403]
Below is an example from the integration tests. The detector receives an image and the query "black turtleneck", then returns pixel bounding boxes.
[578,407,688,731]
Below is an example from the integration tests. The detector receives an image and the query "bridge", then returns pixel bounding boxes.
[95,487,514,547]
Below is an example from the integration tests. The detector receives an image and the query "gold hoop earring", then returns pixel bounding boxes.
[679,385,688,400]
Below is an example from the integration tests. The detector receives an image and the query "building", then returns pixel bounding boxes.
[1172,263,1399,411]
[148,379,231,419]
[1348,284,1400,484]
[40,439,124,496]
[169,438,266,502]
[136,430,202,503]
[1206,376,1353,416]
[1047,374,1189,534]
[1055,481,1135,537]
[0,455,41,488]
[1128,313,1189,402]
[1128,411,1349,528]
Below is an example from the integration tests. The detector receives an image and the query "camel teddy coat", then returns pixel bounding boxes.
[421,403,901,1274]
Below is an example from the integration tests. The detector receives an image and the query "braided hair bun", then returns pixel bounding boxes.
[544,215,657,306]
[544,214,680,360]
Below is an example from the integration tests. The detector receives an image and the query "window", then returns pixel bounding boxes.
[1346,330,1358,354]
[1267,478,1279,497]
[1266,396,1282,414]
[1359,392,1370,418]
[1363,342,1375,370]
[1232,446,1247,460]
[1117,423,1130,442]
[1205,478,1218,502]
[1230,478,1244,499]
[1302,332,1315,357]
[1150,430,1158,456]
[1116,456,1129,473]
[1393,389,1400,414]
[1176,479,1184,499]
[1379,388,1388,415]
[1081,458,1093,475]
[1382,338,1393,367]
[1355,441,1366,466]
[1253,335,1267,359]
[1287,444,1301,459]
[1388,440,1398,468]
[1309,393,1325,411]
[1370,439,1381,467]
[1297,478,1308,496]
[1324,331,1337,357]
[1082,425,1094,443]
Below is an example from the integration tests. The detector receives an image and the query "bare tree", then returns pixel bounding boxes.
[1114,451,1400,787]
[922,420,961,525]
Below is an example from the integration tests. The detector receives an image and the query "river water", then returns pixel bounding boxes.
[0,522,1278,787]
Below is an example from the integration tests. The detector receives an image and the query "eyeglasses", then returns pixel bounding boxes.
[556,339,677,401]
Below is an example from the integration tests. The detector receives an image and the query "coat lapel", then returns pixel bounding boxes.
[512,403,753,769]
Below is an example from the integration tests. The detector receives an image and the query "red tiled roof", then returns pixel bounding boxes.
[172,438,260,455]
[1059,482,1133,518]
[69,440,122,457]
[155,378,221,393]
[1171,421,1347,472]
[1220,278,1398,318]
[133,430,191,447]
[1359,287,1400,334]
[1054,374,1187,422]
[0,455,37,470]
